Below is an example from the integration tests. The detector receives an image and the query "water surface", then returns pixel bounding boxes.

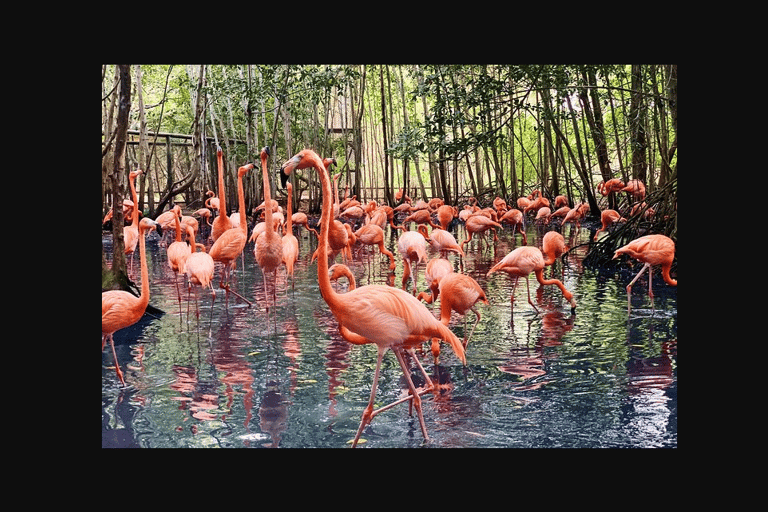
[102,220,677,448]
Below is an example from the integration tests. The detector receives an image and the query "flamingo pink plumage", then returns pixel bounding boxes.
[102,217,161,386]
[613,234,676,314]
[280,148,466,448]
[209,156,254,308]
[254,147,283,309]
[487,246,577,315]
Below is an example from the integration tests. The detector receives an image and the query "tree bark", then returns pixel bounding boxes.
[104,64,132,291]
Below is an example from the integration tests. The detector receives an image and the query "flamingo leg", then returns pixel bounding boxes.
[106,333,126,386]
[626,262,650,314]
[525,275,540,314]
[394,348,430,443]
[352,346,386,448]
[464,307,482,349]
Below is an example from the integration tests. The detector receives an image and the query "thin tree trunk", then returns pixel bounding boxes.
[104,64,132,291]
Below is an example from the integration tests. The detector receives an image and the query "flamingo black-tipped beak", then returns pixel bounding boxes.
[278,168,290,189]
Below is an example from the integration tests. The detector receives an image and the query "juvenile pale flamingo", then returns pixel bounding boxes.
[167,213,191,315]
[612,234,676,314]
[428,272,488,364]
[487,246,577,316]
[280,148,466,448]
[209,157,254,308]
[594,209,626,241]
[185,224,216,320]
[281,182,299,289]
[397,228,429,294]
[102,217,161,386]
[255,147,283,310]
[210,147,232,242]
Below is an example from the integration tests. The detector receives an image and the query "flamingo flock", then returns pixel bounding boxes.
[102,151,676,447]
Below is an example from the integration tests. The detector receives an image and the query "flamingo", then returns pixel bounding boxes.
[102,217,161,386]
[486,246,577,316]
[416,257,454,305]
[210,147,232,242]
[254,146,283,310]
[535,206,551,224]
[209,157,255,308]
[282,182,299,289]
[417,225,465,259]
[621,179,646,201]
[428,272,488,364]
[205,190,220,213]
[185,224,216,320]
[290,211,318,238]
[597,178,625,196]
[612,234,677,314]
[167,213,191,315]
[397,228,429,294]
[461,214,502,251]
[155,204,182,245]
[594,209,626,241]
[123,170,142,273]
[541,231,568,267]
[280,148,466,448]
[403,209,440,231]
[498,208,527,245]
[329,263,356,291]
[354,223,397,271]
[436,204,456,230]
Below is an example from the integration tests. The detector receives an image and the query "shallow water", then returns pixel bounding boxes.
[102,220,677,448]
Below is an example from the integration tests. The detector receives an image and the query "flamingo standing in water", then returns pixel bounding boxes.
[282,182,299,289]
[254,147,283,310]
[612,234,677,314]
[123,169,142,274]
[354,223,397,271]
[209,158,254,308]
[210,147,232,243]
[498,208,527,245]
[397,228,429,294]
[487,246,577,316]
[461,214,502,252]
[418,225,465,259]
[167,213,191,315]
[428,272,488,364]
[185,224,215,320]
[280,148,466,448]
[102,217,161,386]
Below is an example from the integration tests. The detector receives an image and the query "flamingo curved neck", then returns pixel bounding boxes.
[261,156,275,238]
[137,226,150,310]
[217,151,227,216]
[238,167,248,236]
